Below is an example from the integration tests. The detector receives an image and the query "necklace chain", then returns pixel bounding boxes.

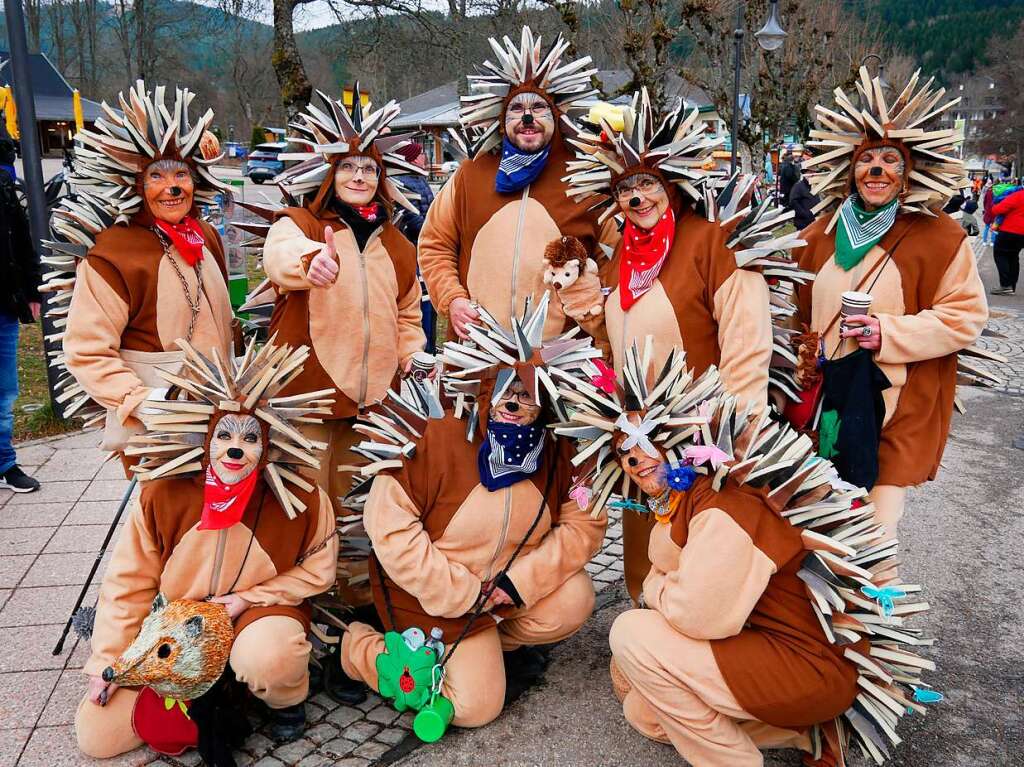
[155,228,205,342]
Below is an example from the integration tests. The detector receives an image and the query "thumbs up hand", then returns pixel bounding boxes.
[307,225,340,287]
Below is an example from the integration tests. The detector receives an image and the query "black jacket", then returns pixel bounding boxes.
[0,170,41,323]
[789,178,820,231]
[779,160,800,205]
[394,174,434,244]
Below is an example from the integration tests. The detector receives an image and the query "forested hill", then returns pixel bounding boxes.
[850,0,1024,75]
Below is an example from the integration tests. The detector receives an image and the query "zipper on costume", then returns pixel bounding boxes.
[350,225,382,407]
[209,529,228,596]
[510,186,530,320]
[485,487,513,581]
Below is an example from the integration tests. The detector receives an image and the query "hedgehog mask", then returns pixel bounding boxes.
[439,292,602,490]
[127,338,335,527]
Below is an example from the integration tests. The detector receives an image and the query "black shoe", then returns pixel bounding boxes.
[268,702,306,743]
[990,286,1013,295]
[0,466,39,493]
[322,647,368,706]
[502,646,550,706]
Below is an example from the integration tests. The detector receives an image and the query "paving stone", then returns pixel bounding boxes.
[355,692,382,711]
[396,711,416,729]
[0,527,55,556]
[374,727,408,746]
[296,755,335,767]
[245,732,275,757]
[7,480,88,506]
[0,503,72,529]
[63,500,122,526]
[341,720,380,741]
[331,757,370,767]
[20,551,112,588]
[176,749,204,765]
[271,737,315,761]
[606,543,623,555]
[232,751,256,766]
[584,562,601,575]
[609,560,624,572]
[325,705,362,728]
[0,625,70,672]
[304,722,339,746]
[304,700,327,723]
[320,737,358,758]
[14,444,56,466]
[252,757,284,767]
[0,554,34,588]
[0,728,32,766]
[43,524,115,554]
[33,452,104,482]
[364,704,401,725]
[594,569,621,583]
[593,553,615,566]
[47,430,102,449]
[353,740,391,759]
[78,478,133,503]
[307,691,336,709]
[0,584,98,627]
[0,670,61,728]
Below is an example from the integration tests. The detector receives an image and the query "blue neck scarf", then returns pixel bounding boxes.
[478,420,546,491]
[495,137,550,194]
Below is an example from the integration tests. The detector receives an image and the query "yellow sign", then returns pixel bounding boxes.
[0,87,18,140]
[342,87,371,110]
[73,89,84,134]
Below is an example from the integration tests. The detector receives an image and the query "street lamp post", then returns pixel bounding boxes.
[860,53,891,93]
[730,0,788,175]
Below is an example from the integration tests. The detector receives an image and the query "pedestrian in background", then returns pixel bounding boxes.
[991,184,1024,295]
[788,168,820,230]
[778,148,799,207]
[395,142,438,352]
[981,176,996,246]
[0,139,41,492]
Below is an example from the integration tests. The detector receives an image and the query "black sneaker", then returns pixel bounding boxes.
[0,466,39,493]
[267,702,306,743]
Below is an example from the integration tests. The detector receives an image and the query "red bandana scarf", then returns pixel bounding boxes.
[354,203,383,222]
[198,466,258,531]
[154,217,206,266]
[619,207,676,311]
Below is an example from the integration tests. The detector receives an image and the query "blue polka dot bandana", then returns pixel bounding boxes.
[477,420,546,491]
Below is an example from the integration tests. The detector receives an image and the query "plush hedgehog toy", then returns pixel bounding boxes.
[104,595,250,767]
[542,236,603,318]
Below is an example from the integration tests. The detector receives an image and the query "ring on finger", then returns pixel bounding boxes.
[861,326,873,337]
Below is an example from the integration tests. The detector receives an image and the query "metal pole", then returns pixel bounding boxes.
[730,1,745,175]
[4,0,65,418]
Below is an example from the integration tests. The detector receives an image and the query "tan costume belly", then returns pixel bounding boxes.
[467,195,566,337]
[810,246,907,426]
[606,280,684,381]
[155,245,234,360]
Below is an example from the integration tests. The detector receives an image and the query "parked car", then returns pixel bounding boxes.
[244,142,288,184]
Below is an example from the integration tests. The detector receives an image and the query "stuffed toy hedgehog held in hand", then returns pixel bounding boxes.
[542,235,603,318]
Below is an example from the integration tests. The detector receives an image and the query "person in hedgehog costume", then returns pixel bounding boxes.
[791,68,989,546]
[550,88,812,604]
[75,341,339,757]
[47,81,235,462]
[555,341,942,767]
[336,295,607,728]
[418,26,618,343]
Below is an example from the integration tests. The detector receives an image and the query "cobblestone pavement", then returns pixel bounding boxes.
[0,432,624,767]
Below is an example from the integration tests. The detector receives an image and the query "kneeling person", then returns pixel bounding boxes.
[75,342,338,759]
[340,298,606,729]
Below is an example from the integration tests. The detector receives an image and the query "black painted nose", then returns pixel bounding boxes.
[627,456,639,467]
[522,113,534,126]
[101,666,114,682]
[227,447,244,460]
[168,186,183,196]
[505,402,520,413]
[869,166,883,177]
[629,196,642,208]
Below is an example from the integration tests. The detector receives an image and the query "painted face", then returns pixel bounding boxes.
[615,173,670,230]
[504,91,554,153]
[143,159,194,224]
[334,156,380,207]
[491,380,542,426]
[209,414,263,484]
[615,415,666,496]
[854,145,905,210]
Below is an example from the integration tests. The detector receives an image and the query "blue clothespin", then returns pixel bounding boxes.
[907,686,944,713]
[608,498,647,514]
[860,585,906,617]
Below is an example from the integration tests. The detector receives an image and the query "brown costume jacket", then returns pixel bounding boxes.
[365,413,605,643]
[794,212,987,487]
[645,478,861,728]
[84,476,337,678]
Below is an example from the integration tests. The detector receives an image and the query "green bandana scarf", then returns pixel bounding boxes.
[835,196,899,271]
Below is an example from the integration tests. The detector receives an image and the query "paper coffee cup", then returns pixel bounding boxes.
[840,290,872,318]
[410,352,436,381]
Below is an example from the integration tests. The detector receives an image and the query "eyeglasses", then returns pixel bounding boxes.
[336,160,380,180]
[614,177,664,201]
[506,102,552,118]
[497,388,538,405]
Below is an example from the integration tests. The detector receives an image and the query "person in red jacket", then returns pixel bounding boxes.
[991,186,1024,295]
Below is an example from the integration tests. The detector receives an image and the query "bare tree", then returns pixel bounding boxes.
[978,20,1024,171]
[272,0,314,120]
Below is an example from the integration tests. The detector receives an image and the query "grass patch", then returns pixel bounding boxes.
[15,321,76,442]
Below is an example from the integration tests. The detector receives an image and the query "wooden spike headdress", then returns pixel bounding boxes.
[803,67,967,228]
[42,80,228,424]
[562,87,725,224]
[459,26,599,157]
[275,84,425,216]
[126,338,335,520]
[555,340,940,764]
